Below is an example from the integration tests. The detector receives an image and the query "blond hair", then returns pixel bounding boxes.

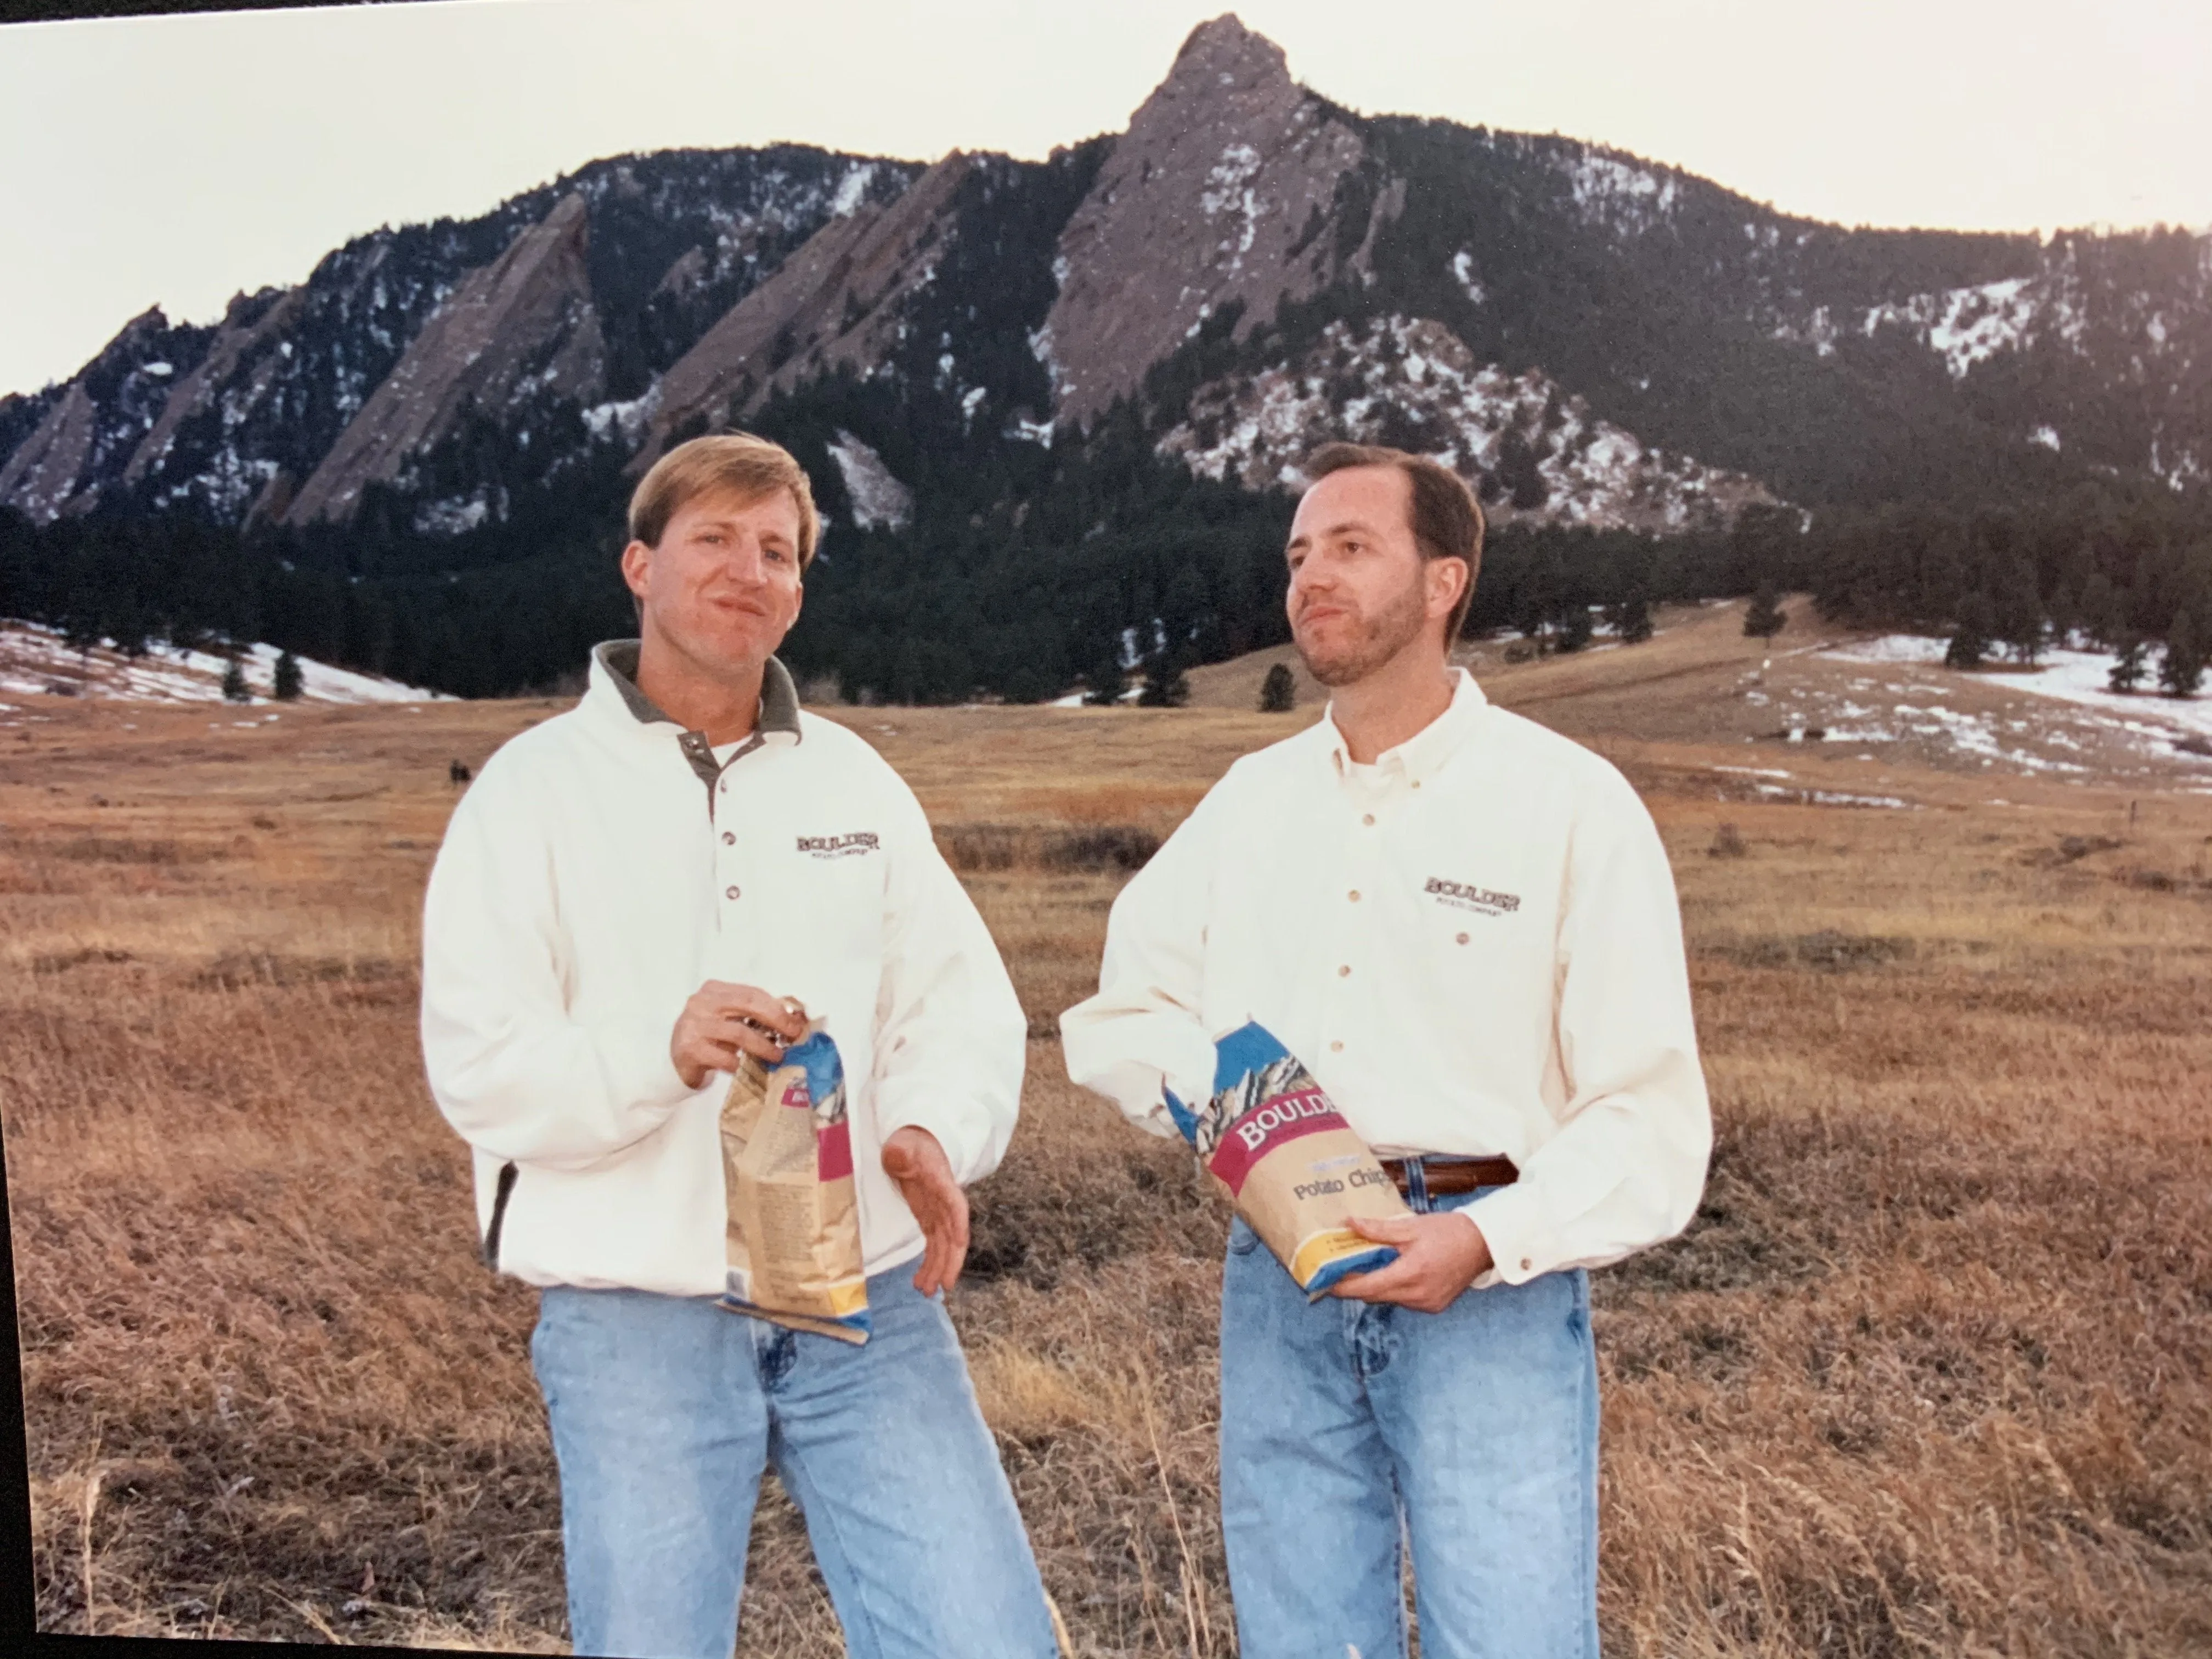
[628,432,821,570]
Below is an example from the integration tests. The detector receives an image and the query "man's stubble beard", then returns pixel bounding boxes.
[1293,568,1430,688]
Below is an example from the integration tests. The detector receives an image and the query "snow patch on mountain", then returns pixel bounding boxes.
[1156,315,1779,532]
[1556,150,1681,235]
[830,162,878,218]
[826,430,912,531]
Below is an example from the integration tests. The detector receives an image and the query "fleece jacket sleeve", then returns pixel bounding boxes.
[419,768,697,1171]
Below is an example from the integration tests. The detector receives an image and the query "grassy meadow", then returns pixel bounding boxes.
[3,601,2210,1655]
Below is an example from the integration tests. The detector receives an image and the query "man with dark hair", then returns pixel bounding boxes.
[1063,443,1711,1657]
[421,433,1058,1659]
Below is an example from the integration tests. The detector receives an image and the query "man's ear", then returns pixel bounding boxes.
[619,539,652,603]
[1425,555,1469,620]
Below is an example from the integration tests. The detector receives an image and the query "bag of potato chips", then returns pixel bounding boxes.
[718,1022,870,1344]
[1166,1020,1412,1299]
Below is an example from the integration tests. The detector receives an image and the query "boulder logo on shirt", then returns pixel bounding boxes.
[795,831,881,859]
[1425,876,1520,916]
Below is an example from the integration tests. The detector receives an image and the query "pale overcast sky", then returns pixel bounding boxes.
[2,0,2207,397]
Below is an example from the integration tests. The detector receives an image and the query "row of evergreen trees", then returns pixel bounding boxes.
[2,435,2206,706]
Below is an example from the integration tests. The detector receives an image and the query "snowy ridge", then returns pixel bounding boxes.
[1157,316,1778,532]
[0,620,450,705]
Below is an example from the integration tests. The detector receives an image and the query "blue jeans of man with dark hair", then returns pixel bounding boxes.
[1217,1184,1600,1659]
[530,1261,1057,1659]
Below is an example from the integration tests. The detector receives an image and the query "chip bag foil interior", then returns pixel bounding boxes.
[718,1021,870,1344]
[1165,1020,1412,1299]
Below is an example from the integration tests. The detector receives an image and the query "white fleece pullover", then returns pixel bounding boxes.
[419,643,1025,1294]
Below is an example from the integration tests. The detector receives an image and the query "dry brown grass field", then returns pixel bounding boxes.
[4,599,2210,1656]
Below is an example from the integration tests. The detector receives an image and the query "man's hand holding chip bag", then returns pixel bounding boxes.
[671,981,809,1087]
[672,980,969,1299]
[1330,1209,1496,1313]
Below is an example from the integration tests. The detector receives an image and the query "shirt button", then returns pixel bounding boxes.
[1348,889,1361,902]
[1412,780,1422,790]
[1362,813,1375,826]
[1338,964,1351,978]
[1457,931,1469,945]
[722,831,735,845]
[725,885,741,900]
[1520,1258,1533,1272]
[1329,1039,1344,1052]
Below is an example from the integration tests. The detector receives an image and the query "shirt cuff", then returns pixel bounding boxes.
[874,1100,988,1187]
[1457,1181,1555,1286]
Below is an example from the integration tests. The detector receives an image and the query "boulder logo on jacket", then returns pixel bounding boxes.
[1166,1021,1413,1298]
[795,832,882,859]
[1424,876,1520,915]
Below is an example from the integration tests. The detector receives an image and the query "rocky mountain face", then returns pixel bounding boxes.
[2,13,2207,701]
[1,145,905,533]
[1035,17,1386,427]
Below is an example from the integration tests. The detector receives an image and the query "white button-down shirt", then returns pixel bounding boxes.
[1059,668,1711,1285]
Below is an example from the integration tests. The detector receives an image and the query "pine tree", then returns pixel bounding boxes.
[1137,647,1191,708]
[2108,637,2148,694]
[221,656,252,703]
[1555,607,1594,654]
[1945,593,1994,670]
[2078,570,2118,647]
[1617,593,1655,645]
[1743,584,1786,639]
[273,650,304,702]
[2159,611,2205,698]
[1083,639,1127,707]
[1259,662,1297,713]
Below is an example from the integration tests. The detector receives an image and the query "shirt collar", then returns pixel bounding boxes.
[588,639,804,744]
[1322,667,1488,789]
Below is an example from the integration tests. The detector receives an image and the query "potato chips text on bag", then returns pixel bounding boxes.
[718,1022,871,1344]
[1165,1020,1413,1299]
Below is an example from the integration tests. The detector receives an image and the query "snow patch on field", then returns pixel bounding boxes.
[0,619,449,704]
[1824,635,2212,747]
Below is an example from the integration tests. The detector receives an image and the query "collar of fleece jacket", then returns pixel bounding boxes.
[588,639,805,805]
[591,639,804,739]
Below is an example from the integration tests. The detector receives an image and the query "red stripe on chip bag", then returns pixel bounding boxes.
[817,1118,854,1182]
[1205,1087,1349,1197]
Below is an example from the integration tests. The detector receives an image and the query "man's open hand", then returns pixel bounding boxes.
[1328,1210,1495,1313]
[669,981,807,1090]
[881,1126,968,1297]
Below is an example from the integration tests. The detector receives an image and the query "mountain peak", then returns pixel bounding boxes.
[1170,14,1289,84]
[1038,14,1375,425]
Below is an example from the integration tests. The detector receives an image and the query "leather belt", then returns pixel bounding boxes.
[1378,1155,1518,1198]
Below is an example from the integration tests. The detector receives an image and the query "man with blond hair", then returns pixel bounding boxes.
[1063,442,1712,1657]
[421,433,1057,1659]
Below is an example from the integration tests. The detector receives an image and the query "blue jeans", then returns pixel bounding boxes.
[529,1262,1057,1659]
[1218,1188,1599,1659]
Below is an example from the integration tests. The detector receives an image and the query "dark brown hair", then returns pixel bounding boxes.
[1301,441,1485,641]
[628,432,820,570]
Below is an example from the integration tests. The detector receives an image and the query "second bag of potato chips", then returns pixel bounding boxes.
[1166,1020,1413,1299]
[718,1022,871,1344]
